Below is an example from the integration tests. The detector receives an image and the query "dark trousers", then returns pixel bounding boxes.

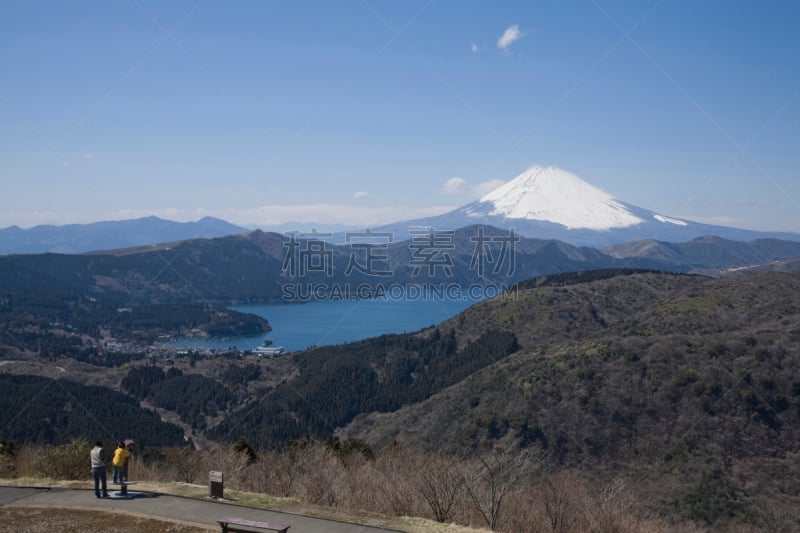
[92,466,108,497]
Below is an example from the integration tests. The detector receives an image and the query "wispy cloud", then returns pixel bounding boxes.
[441,177,505,199]
[497,24,523,51]
[470,42,479,53]
[353,191,370,200]
[442,177,468,195]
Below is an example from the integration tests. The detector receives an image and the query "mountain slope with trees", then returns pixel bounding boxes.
[0,374,185,446]
[208,328,520,447]
[4,227,800,306]
[2,269,800,529]
[341,271,800,526]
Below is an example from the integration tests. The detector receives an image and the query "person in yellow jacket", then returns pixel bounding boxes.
[112,441,130,484]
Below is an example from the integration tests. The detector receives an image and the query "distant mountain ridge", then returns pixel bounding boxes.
[4,166,798,254]
[2,225,800,305]
[378,166,800,246]
[0,225,660,304]
[0,216,247,254]
[603,236,800,269]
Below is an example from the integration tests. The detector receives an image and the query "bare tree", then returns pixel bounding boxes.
[586,477,636,532]
[368,441,419,516]
[536,470,584,533]
[299,443,343,506]
[417,453,464,523]
[463,447,541,530]
[167,445,206,483]
[268,439,314,497]
[210,443,252,490]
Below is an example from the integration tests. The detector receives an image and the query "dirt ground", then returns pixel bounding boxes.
[0,506,214,532]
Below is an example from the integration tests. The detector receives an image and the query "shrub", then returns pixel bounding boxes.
[32,440,92,480]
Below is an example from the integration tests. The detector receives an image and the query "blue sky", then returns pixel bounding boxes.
[1,0,799,231]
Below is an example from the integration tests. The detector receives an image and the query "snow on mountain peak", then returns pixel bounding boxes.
[477,166,644,230]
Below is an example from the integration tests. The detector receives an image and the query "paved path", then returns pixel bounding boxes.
[0,486,398,532]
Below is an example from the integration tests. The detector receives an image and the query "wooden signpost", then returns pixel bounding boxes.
[209,470,224,499]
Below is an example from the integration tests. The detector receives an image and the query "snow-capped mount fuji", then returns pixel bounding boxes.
[470,166,643,230]
[378,166,800,246]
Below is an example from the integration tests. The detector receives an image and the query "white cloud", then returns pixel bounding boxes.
[442,177,468,195]
[497,24,523,50]
[353,191,369,200]
[471,42,479,53]
[440,177,506,199]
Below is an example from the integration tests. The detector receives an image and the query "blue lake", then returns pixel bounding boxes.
[169,297,482,352]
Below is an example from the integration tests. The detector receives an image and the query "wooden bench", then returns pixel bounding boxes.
[217,517,290,533]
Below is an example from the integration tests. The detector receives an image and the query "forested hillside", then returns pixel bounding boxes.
[0,374,185,446]
[209,328,519,447]
[341,271,800,525]
[122,366,236,431]
[0,228,669,305]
